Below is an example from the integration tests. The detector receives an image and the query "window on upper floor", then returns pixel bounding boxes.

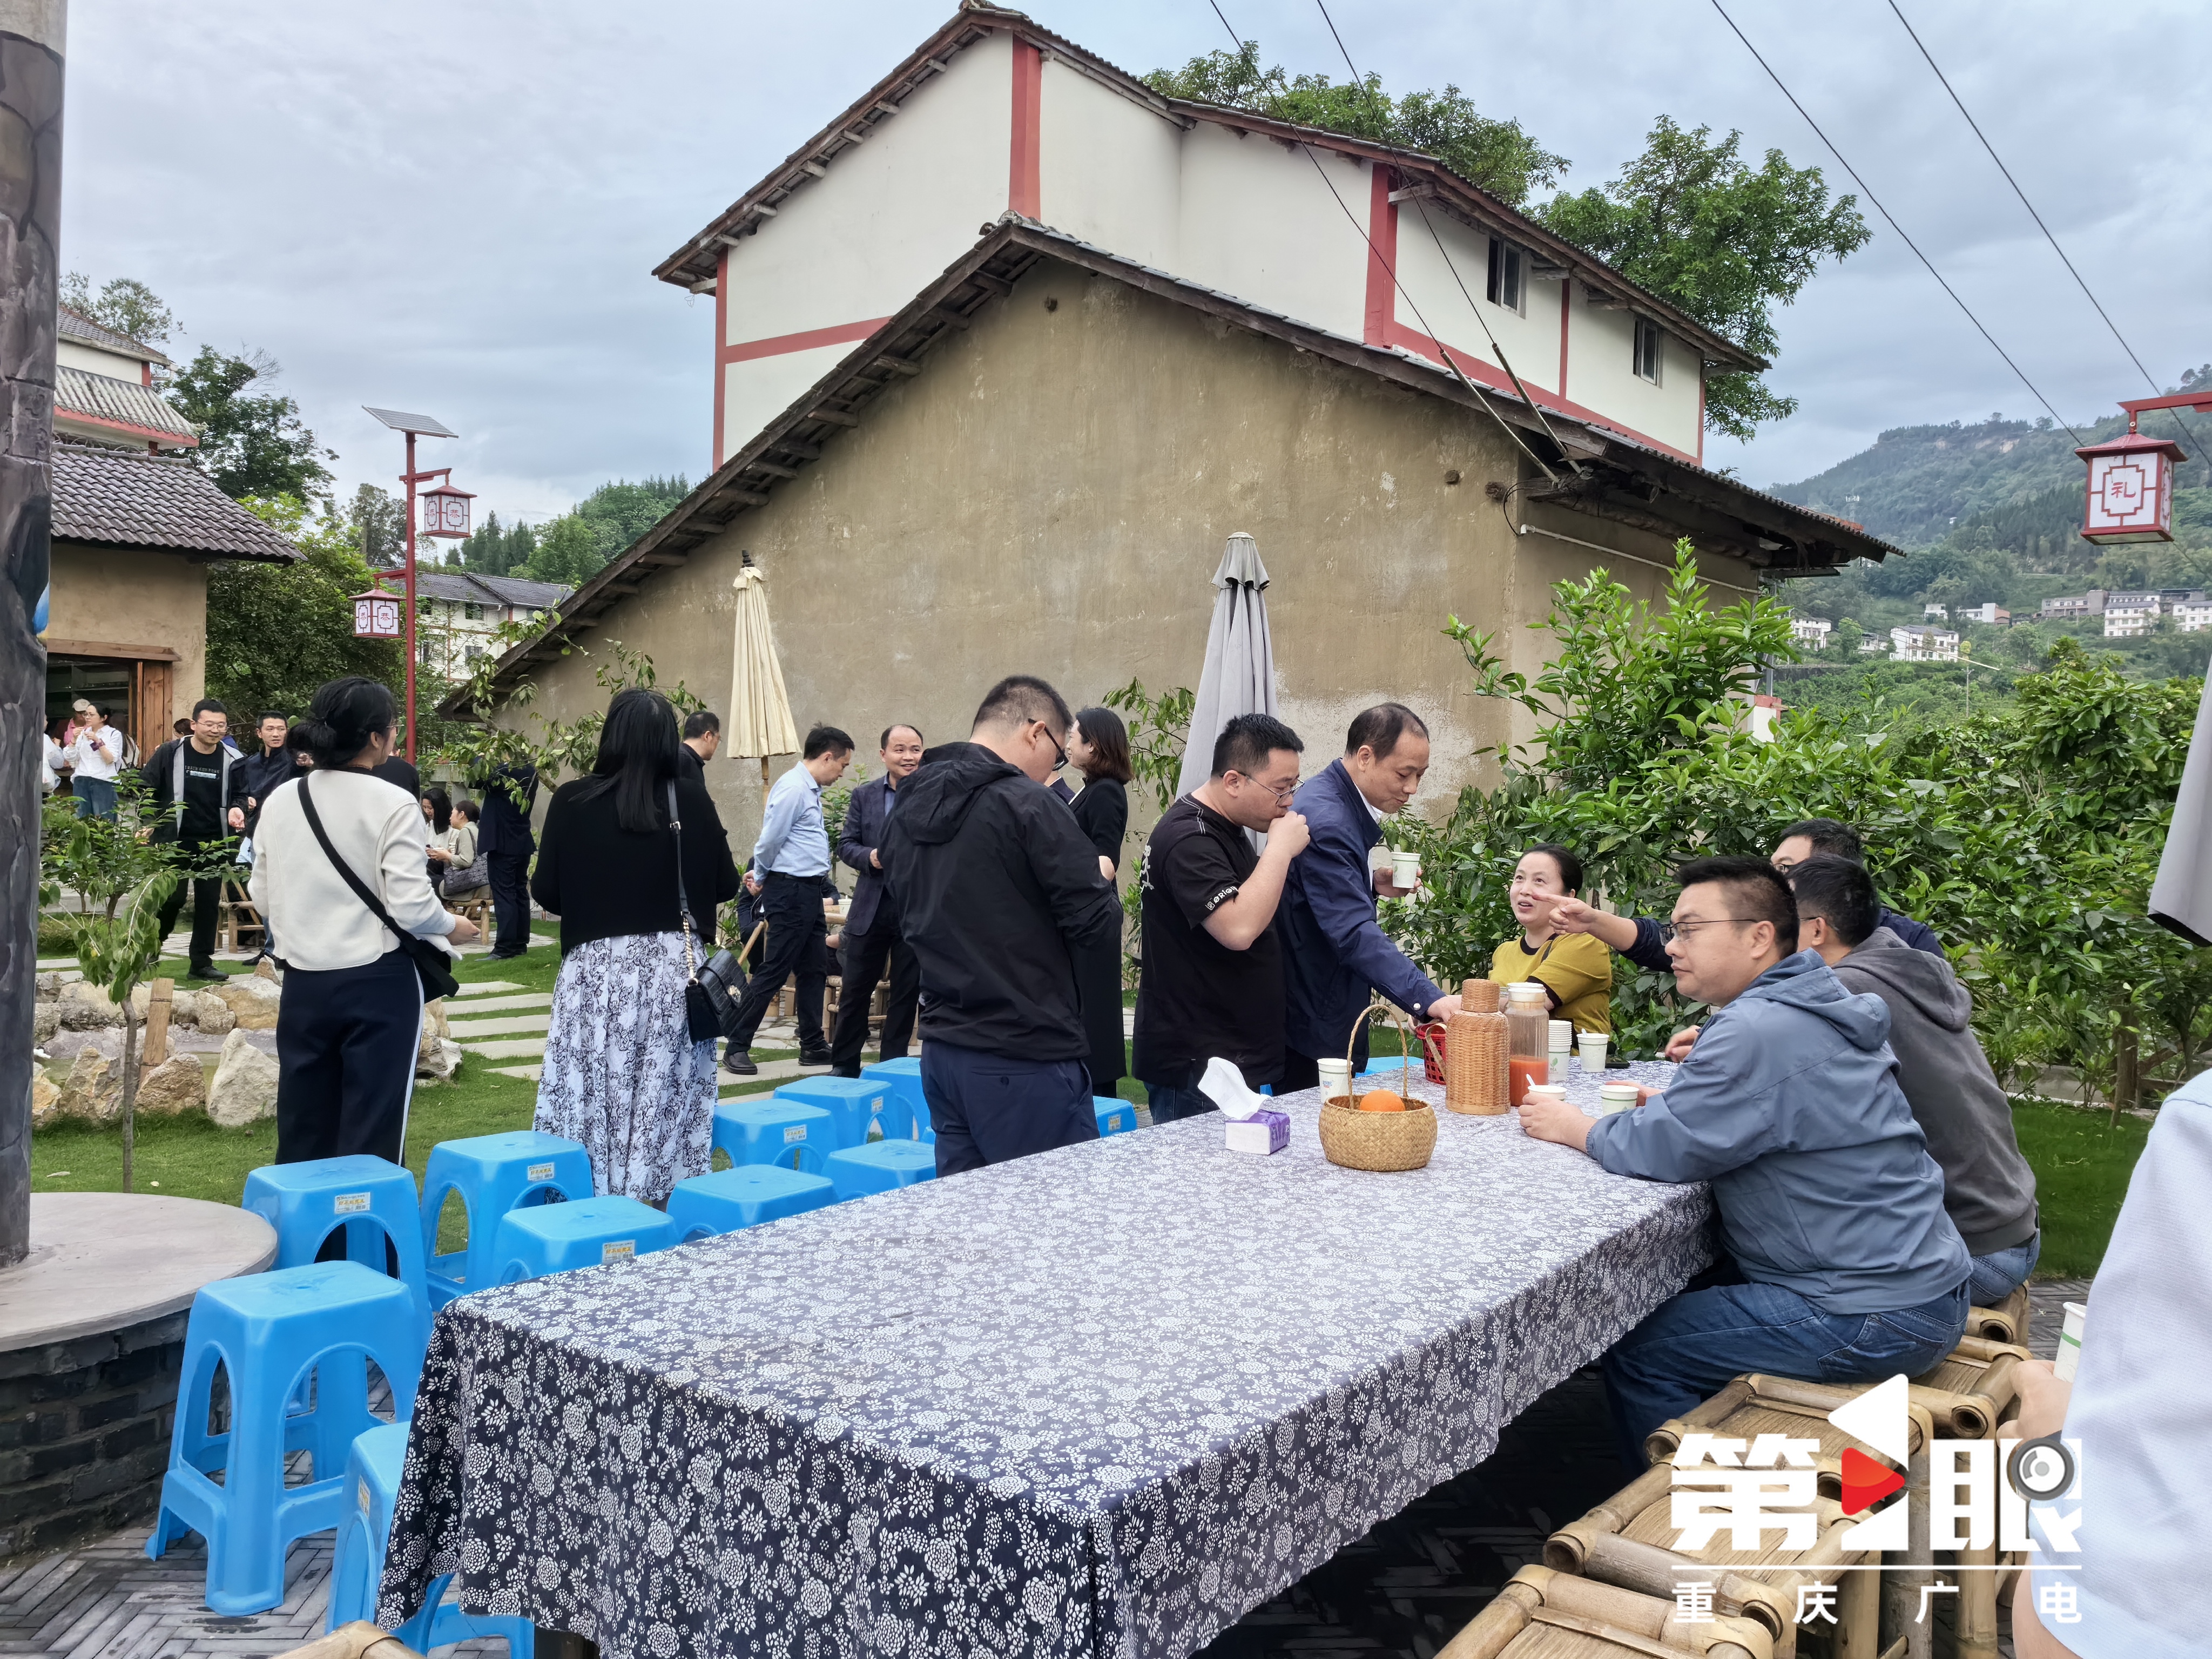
[464,602,484,621]
[1634,318,1664,385]
[1486,238,1524,315]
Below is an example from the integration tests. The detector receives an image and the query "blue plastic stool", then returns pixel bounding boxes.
[147,1262,427,1615]
[331,1422,535,1655]
[774,1076,896,1149]
[666,1165,839,1238]
[419,1131,594,1308]
[712,1098,834,1175]
[861,1056,932,1141]
[824,1138,938,1201]
[494,1195,680,1282]
[1094,1097,1136,1138]
[242,1155,430,1324]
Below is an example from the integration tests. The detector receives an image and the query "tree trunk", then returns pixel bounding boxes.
[0,5,66,1272]
[2112,1015,2139,1128]
[120,1000,138,1193]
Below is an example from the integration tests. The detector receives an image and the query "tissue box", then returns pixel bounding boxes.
[1225,1108,1290,1156]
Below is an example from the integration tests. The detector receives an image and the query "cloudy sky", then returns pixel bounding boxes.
[63,0,2210,524]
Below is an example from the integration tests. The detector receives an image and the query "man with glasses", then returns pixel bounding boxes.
[1133,713,1310,1121]
[1519,854,1971,1461]
[881,675,1121,1174]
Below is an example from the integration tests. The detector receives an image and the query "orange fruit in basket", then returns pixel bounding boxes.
[1357,1089,1406,1113]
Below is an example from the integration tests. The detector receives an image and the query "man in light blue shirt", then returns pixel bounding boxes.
[724,724,854,1074]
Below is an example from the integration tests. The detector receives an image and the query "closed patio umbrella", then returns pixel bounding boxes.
[728,552,799,787]
[1175,532,1278,802]
[2151,670,2212,945]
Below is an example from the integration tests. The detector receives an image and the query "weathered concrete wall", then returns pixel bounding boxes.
[45,541,207,704]
[518,255,1756,854]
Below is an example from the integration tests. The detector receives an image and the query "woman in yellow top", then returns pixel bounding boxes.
[1488,843,1613,1034]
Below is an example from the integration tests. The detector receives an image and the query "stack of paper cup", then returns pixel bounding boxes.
[1580,1033,1609,1073]
[1317,1057,1352,1104]
[1548,1019,1573,1074]
[2054,1300,2087,1381]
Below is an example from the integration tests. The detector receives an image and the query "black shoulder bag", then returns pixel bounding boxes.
[670,783,748,1042]
[297,772,463,1003]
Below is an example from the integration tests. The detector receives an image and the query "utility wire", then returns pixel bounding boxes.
[1883,0,2200,455]
[1707,0,2082,444]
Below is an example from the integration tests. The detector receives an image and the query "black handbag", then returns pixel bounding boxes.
[296,773,462,1003]
[670,784,747,1043]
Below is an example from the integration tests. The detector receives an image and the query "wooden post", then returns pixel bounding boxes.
[0,0,65,1272]
[143,976,173,1067]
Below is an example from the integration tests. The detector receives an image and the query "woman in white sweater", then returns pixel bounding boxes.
[249,677,479,1165]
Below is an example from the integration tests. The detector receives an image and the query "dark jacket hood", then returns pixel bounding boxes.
[1835,927,1972,1034]
[1735,948,1893,1051]
[896,741,1028,845]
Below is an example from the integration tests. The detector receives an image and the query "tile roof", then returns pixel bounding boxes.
[414,569,572,609]
[58,304,171,367]
[55,365,199,447]
[51,443,301,563]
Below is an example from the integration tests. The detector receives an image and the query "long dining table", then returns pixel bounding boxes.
[380,1058,1708,1659]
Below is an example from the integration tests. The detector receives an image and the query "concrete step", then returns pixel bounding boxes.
[491,1064,543,1082]
[451,980,530,998]
[457,1037,548,1060]
[444,1014,551,1038]
[439,992,551,1014]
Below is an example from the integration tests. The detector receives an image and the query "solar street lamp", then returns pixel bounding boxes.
[363,406,461,761]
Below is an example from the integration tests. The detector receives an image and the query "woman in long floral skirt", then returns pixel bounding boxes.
[530,689,741,1203]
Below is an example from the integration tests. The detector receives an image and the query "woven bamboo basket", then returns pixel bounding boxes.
[1318,1001,1438,1172]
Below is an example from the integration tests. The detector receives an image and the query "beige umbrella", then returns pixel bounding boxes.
[728,552,799,785]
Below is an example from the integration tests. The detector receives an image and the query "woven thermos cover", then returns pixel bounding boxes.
[1445,977,1510,1115]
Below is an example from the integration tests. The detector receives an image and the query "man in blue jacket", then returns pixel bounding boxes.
[827,722,926,1077]
[1519,854,1971,1459]
[1277,703,1462,1088]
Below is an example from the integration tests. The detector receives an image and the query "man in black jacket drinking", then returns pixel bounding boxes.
[881,676,1121,1174]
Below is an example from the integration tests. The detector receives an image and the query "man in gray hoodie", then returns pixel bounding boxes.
[1788,855,2041,1304]
[1520,855,1971,1456]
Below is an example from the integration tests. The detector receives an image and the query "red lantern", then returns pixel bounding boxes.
[352,588,403,638]
[2076,429,2184,545]
[419,481,475,539]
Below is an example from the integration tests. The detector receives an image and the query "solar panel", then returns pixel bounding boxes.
[361,406,458,438]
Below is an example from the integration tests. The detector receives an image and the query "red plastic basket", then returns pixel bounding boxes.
[1413,1021,1448,1084]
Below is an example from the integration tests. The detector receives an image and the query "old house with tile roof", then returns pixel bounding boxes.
[55,305,199,453]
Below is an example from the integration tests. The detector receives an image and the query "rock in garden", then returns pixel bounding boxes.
[212,977,283,1031]
[424,999,451,1041]
[207,1030,280,1128]
[57,980,123,1030]
[415,1034,463,1085]
[56,1050,122,1124]
[254,958,277,981]
[33,1001,59,1044]
[30,1070,60,1129]
[136,1054,209,1117]
[37,971,62,998]
[197,999,237,1037]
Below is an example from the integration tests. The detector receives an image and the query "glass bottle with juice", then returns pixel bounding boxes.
[1506,981,1550,1105]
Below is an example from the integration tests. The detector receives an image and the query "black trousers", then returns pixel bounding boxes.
[1279,1028,1370,1092]
[827,920,920,1076]
[726,873,828,1051]
[154,837,225,967]
[275,947,422,1166]
[488,852,532,955]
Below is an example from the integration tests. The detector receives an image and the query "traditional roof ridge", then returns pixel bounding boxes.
[55,362,200,448]
[51,440,300,563]
[58,302,172,367]
[650,6,1760,370]
[456,218,1892,718]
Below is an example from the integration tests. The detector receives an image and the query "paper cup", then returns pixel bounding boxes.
[1524,1083,1568,1107]
[1598,1082,1641,1115]
[2054,1300,2087,1381]
[1317,1057,1352,1101]
[1580,1033,1609,1072]
[1390,851,1420,886]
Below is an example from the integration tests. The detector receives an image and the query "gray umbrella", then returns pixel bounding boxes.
[2150,670,2212,945]
[1176,532,1278,801]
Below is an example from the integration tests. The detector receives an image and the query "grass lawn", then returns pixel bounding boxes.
[2009,1100,2151,1278]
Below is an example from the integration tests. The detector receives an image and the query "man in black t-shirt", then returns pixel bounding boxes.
[1134,712,1310,1122]
[140,698,245,980]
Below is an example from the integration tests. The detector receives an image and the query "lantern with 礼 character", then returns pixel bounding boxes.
[419,479,475,539]
[2078,390,2212,545]
[351,584,402,639]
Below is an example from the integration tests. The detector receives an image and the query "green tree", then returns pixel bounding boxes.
[1533,118,1870,439]
[59,272,177,348]
[167,347,336,501]
[521,514,602,585]
[1143,41,1567,207]
[346,484,406,569]
[460,509,536,575]
[574,476,690,563]
[204,495,405,723]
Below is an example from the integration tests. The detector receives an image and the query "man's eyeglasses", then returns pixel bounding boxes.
[1228,771,1299,805]
[1037,723,1068,772]
[1656,919,1759,943]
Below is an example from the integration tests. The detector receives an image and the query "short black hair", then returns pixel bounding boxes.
[880,723,925,750]
[1212,712,1303,779]
[257,710,289,729]
[803,724,854,760]
[450,798,476,820]
[1786,854,1880,948]
[972,674,1072,736]
[191,698,227,720]
[82,698,109,719]
[1345,702,1428,759]
[1675,854,1799,954]
[173,718,192,735]
[1525,842,1583,893]
[297,677,396,769]
[682,709,720,741]
[1777,818,1863,864]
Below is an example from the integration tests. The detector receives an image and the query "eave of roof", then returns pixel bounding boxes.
[51,442,301,564]
[55,364,201,448]
[456,217,1890,717]
[58,304,172,367]
[651,4,1760,372]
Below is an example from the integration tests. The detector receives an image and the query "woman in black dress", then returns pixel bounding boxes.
[1065,707,1133,1094]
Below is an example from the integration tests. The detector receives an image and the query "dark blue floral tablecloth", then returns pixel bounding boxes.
[381,1060,1707,1659]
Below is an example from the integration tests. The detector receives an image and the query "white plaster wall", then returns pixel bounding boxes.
[1037,58,1181,271]
[1564,291,1703,458]
[723,343,859,458]
[1174,123,1370,343]
[58,339,144,380]
[1390,207,1563,394]
[719,32,1011,349]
